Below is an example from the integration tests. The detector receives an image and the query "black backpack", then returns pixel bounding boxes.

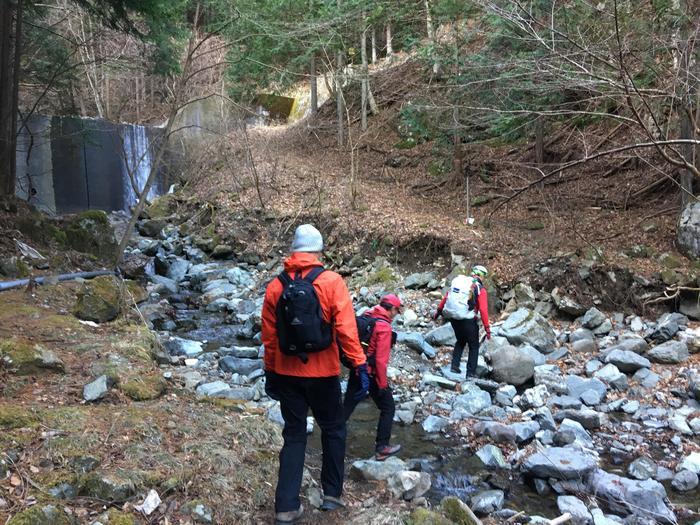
[340,313,396,368]
[276,267,332,363]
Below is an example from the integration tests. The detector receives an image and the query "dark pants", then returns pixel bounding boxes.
[449,318,480,376]
[275,375,346,513]
[343,369,395,449]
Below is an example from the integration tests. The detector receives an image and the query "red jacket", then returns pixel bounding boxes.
[437,277,490,334]
[365,305,394,389]
[262,252,366,377]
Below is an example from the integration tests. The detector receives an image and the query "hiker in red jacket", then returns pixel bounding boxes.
[343,294,403,461]
[435,265,491,378]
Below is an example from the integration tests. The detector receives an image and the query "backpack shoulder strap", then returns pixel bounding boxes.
[277,271,293,286]
[303,266,325,283]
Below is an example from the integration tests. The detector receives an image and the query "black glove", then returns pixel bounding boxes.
[265,371,282,401]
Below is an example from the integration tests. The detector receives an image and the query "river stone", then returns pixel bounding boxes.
[679,452,700,474]
[476,444,508,469]
[388,471,431,500]
[219,356,263,376]
[453,385,492,414]
[473,422,517,444]
[423,373,458,390]
[669,414,693,435]
[572,339,597,354]
[425,324,456,347]
[592,319,613,336]
[594,364,628,390]
[226,267,254,288]
[167,258,191,283]
[422,415,449,433]
[559,418,594,446]
[604,350,650,373]
[164,337,203,357]
[518,344,546,366]
[570,328,595,343]
[553,395,582,409]
[588,469,676,524]
[195,381,231,398]
[351,457,407,481]
[83,375,109,402]
[74,275,122,323]
[534,367,568,394]
[557,296,586,317]
[647,341,689,364]
[634,368,661,389]
[628,457,658,480]
[0,339,65,375]
[567,375,607,399]
[499,308,557,352]
[557,496,592,525]
[672,470,699,492]
[582,308,607,329]
[489,344,535,386]
[495,385,517,406]
[557,409,605,430]
[510,421,540,444]
[519,384,548,409]
[522,447,598,480]
[608,337,649,355]
[580,388,605,406]
[80,471,136,502]
[470,490,504,514]
[404,271,435,289]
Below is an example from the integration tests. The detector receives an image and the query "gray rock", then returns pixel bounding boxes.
[585,360,603,377]
[519,385,549,409]
[473,421,517,444]
[556,297,587,317]
[519,344,547,366]
[669,414,693,435]
[605,337,649,355]
[80,471,136,502]
[404,271,435,289]
[510,421,540,444]
[573,339,597,354]
[471,490,504,514]
[570,328,595,343]
[552,395,582,409]
[671,470,699,492]
[534,366,568,394]
[650,315,680,343]
[592,319,613,336]
[679,452,700,474]
[350,457,407,481]
[226,267,254,288]
[195,381,231,398]
[495,385,517,406]
[387,471,431,500]
[588,469,676,524]
[422,415,449,433]
[532,406,557,431]
[167,258,191,283]
[219,356,263,376]
[647,341,689,364]
[150,274,179,294]
[557,495,592,525]
[623,400,640,414]
[580,388,605,406]
[453,385,491,414]
[397,332,437,358]
[83,375,109,402]
[221,346,259,359]
[489,345,535,386]
[424,324,456,347]
[582,308,607,329]
[523,447,598,480]
[604,349,651,373]
[499,308,557,352]
[628,457,658,480]
[634,368,660,389]
[557,409,606,430]
[567,375,608,400]
[559,418,594,446]
[164,336,203,357]
[594,364,628,390]
[476,444,508,469]
[423,373,458,390]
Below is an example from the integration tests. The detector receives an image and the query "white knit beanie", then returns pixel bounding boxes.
[291,224,324,253]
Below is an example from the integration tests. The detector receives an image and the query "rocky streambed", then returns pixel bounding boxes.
[104,208,700,525]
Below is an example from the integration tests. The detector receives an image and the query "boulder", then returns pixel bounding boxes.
[226,267,254,288]
[475,444,508,469]
[647,341,689,364]
[425,324,457,347]
[556,296,587,317]
[679,452,700,474]
[404,272,435,289]
[489,345,535,386]
[519,344,546,366]
[678,202,700,258]
[534,367,568,395]
[499,308,557,352]
[387,471,431,500]
[137,218,167,238]
[522,447,598,480]
[671,470,698,492]
[588,469,676,524]
[473,421,517,444]
[470,490,504,514]
[74,275,122,323]
[604,350,651,373]
[627,457,658,481]
[350,457,407,481]
[594,364,628,390]
[582,308,607,329]
[453,385,491,415]
[572,339,597,354]
[519,384,549,409]
[606,337,649,355]
[557,496,592,525]
[510,421,540,444]
[556,409,606,430]
[218,356,263,376]
[397,332,436,358]
[65,210,117,259]
[83,375,109,402]
[164,337,203,358]
[566,375,608,400]
[570,328,595,343]
[0,338,65,375]
[422,415,449,433]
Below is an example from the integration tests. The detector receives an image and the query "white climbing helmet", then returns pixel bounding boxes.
[471,265,488,278]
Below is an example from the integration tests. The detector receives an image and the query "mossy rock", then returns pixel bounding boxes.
[0,256,30,278]
[394,137,418,149]
[367,267,396,285]
[441,496,480,525]
[0,405,39,429]
[74,275,122,323]
[625,244,651,259]
[0,338,65,375]
[144,194,177,220]
[406,507,453,525]
[104,508,139,525]
[660,253,682,269]
[471,194,496,207]
[120,374,167,401]
[65,210,117,260]
[7,504,72,525]
[125,280,147,304]
[80,470,137,502]
[661,268,680,286]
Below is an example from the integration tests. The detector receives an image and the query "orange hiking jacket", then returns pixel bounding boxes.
[262,252,366,377]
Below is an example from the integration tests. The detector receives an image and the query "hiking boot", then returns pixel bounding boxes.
[320,495,345,511]
[275,505,304,524]
[450,367,461,374]
[375,444,402,461]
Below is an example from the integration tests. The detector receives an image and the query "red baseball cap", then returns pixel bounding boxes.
[381,294,403,310]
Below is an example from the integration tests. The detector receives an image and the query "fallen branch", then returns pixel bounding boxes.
[548,513,572,525]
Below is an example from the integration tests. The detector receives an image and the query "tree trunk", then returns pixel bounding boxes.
[386,22,393,56]
[680,0,695,207]
[371,26,377,63]
[535,117,545,165]
[310,54,318,115]
[425,0,434,40]
[336,50,345,146]
[0,0,20,197]
[361,15,368,131]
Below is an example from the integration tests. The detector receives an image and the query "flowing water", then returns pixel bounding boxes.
[121,124,158,208]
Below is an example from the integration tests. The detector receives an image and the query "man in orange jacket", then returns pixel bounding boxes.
[262,224,369,524]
